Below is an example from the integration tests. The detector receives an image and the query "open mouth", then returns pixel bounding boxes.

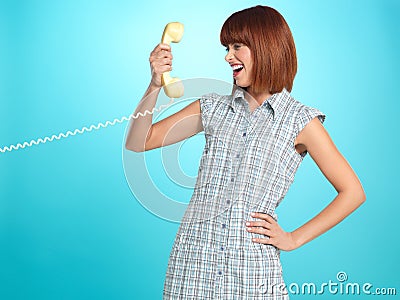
[231,64,244,77]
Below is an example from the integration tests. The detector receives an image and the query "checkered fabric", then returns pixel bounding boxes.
[163,87,326,299]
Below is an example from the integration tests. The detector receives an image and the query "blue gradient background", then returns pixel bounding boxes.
[1,0,399,299]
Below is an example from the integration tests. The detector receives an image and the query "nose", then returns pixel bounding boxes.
[225,48,234,62]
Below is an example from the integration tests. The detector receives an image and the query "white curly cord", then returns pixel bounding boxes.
[0,99,174,153]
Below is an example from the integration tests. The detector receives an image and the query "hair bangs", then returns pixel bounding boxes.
[220,13,251,47]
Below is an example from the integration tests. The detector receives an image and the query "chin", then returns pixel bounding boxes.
[234,79,250,88]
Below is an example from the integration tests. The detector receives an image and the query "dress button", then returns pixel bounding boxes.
[236,153,240,158]
[226,200,230,204]
[242,132,247,137]
[220,246,224,251]
[231,177,234,182]
[218,271,222,275]
[222,224,226,229]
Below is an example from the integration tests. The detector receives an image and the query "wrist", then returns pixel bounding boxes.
[148,81,162,93]
[290,230,304,250]
[149,80,161,88]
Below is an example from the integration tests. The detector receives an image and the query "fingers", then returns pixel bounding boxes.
[149,44,173,66]
[158,43,172,51]
[250,212,276,223]
[246,212,278,245]
[153,64,172,75]
[252,237,274,245]
[151,43,171,54]
[150,43,172,59]
[148,43,174,86]
[246,225,271,237]
[150,58,172,68]
[150,51,173,62]
[245,220,271,229]
[246,212,296,251]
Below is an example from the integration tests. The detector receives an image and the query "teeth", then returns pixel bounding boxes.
[231,64,244,71]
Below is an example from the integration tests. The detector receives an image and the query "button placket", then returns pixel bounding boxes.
[244,105,272,138]
[216,210,228,287]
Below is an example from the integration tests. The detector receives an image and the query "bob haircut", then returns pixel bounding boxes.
[220,5,297,94]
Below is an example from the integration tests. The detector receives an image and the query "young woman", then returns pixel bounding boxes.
[125,5,366,299]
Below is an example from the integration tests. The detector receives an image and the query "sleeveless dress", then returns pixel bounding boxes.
[163,87,326,299]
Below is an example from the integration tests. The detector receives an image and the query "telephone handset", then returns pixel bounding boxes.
[161,22,184,99]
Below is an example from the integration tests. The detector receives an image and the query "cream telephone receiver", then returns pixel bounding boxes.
[161,22,184,98]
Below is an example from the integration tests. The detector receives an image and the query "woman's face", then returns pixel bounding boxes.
[225,43,253,88]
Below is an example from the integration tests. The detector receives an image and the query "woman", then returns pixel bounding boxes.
[125,5,366,299]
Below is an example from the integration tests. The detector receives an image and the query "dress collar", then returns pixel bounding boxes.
[230,86,291,120]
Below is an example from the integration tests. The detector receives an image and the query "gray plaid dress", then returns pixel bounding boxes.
[163,87,326,299]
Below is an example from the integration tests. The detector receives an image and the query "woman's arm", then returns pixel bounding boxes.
[246,117,366,251]
[125,43,203,152]
[125,82,161,152]
[125,43,170,152]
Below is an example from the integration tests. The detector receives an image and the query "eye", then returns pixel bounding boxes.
[233,43,242,50]
[225,46,229,52]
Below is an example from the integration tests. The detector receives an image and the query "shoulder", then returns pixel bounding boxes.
[198,92,233,131]
[199,92,231,108]
[199,92,233,116]
[287,95,326,137]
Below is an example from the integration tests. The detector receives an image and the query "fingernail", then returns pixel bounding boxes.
[245,222,250,226]
[251,212,255,216]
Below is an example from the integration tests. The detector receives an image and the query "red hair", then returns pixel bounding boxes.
[220,5,297,93]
